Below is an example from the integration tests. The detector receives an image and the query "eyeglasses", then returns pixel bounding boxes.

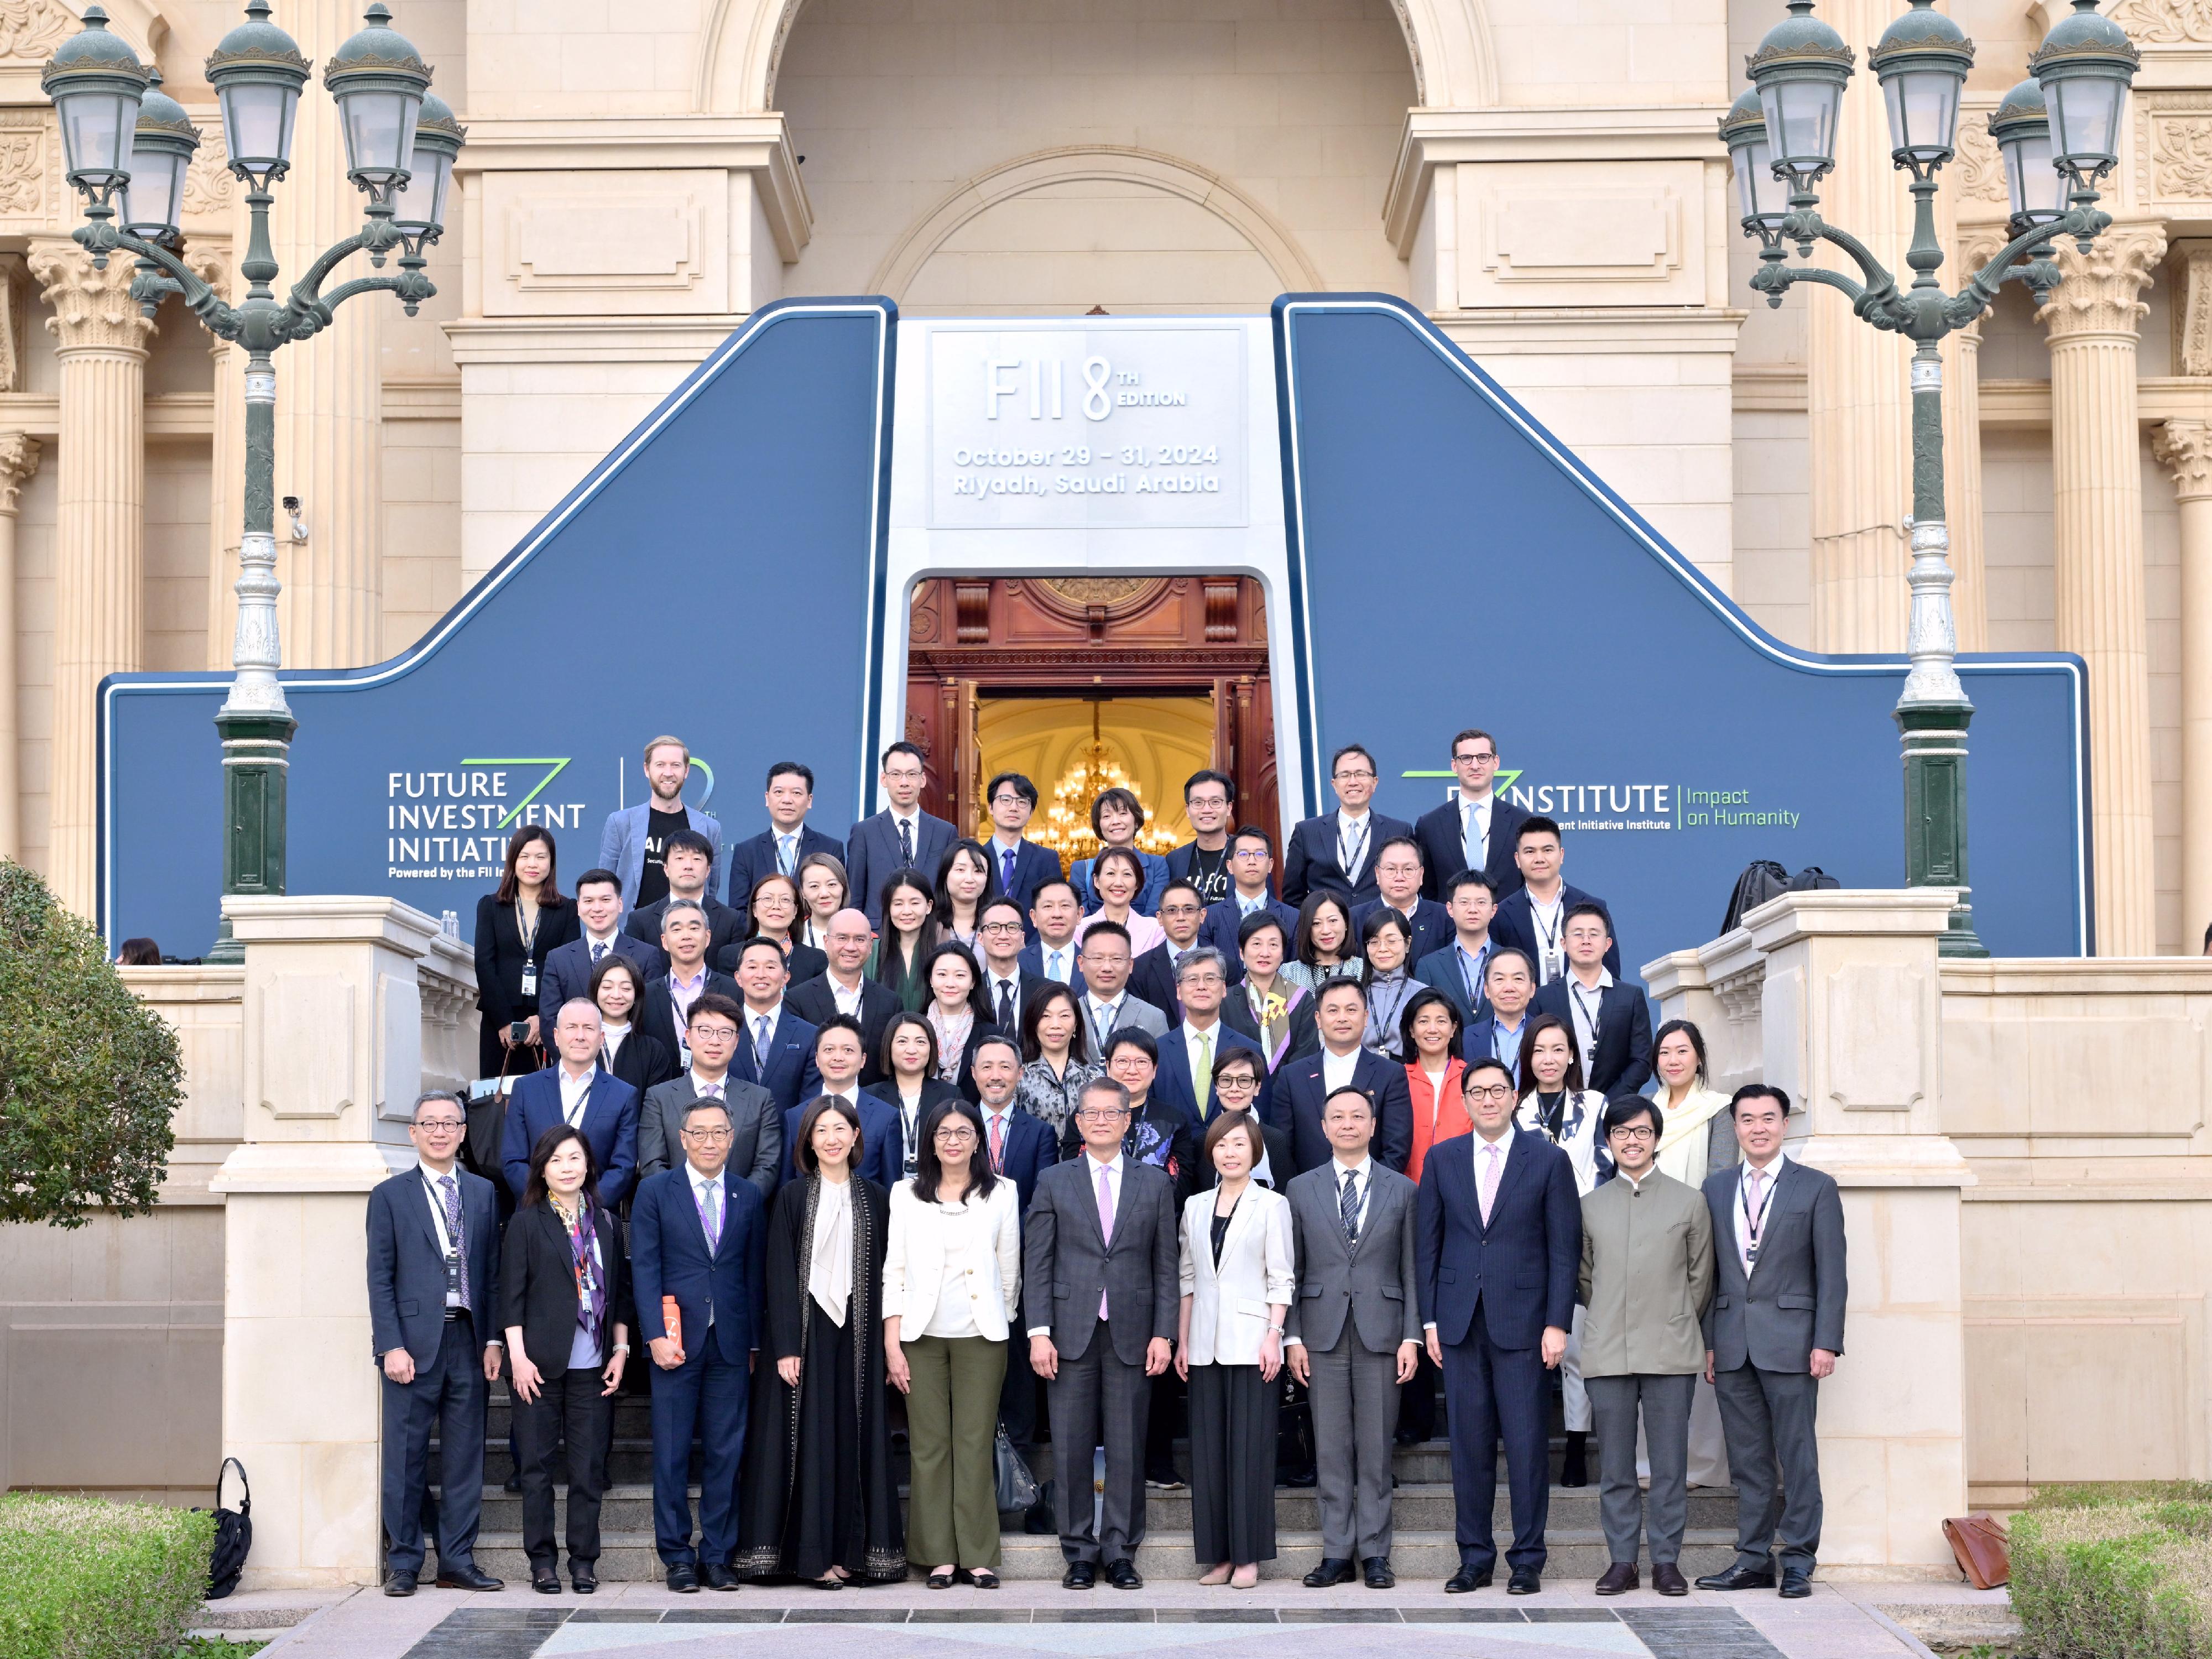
[690,1024,739,1042]
[1077,1105,1131,1121]
[1160,904,1203,917]
[1452,751,1496,765]
[682,1126,732,1143]
[979,920,1025,935]
[935,1127,977,1144]
[1609,1125,1656,1142]
[1332,769,1375,781]
[1180,971,1225,988]
[1216,1073,1259,1092]
[414,1118,466,1132]
[1464,1083,1515,1102]
[1231,848,1270,860]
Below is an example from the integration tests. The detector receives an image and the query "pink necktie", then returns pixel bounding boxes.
[1097,1162,1115,1319]
[989,1114,1007,1172]
[1478,1142,1502,1226]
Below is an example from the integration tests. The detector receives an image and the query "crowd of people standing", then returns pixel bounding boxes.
[371,729,1846,1601]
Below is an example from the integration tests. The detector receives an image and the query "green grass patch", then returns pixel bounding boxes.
[0,1493,215,1659]
[2012,1487,2212,1658]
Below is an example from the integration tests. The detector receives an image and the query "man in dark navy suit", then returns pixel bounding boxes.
[630,831,745,966]
[1490,816,1621,989]
[723,761,844,925]
[638,900,741,1068]
[1200,825,1297,971]
[728,937,821,1110]
[1413,728,1530,902]
[982,771,1060,936]
[500,999,640,1206]
[1529,904,1653,1097]
[1283,744,1413,907]
[785,909,898,1085]
[1463,950,1538,1093]
[1150,947,1265,1128]
[1413,870,1500,1025]
[1272,977,1412,1176]
[540,868,663,1025]
[1352,836,1454,964]
[1019,878,1088,993]
[1418,1057,1580,1596]
[971,1031,1060,1463]
[369,1092,507,1595]
[847,742,956,925]
[632,1095,768,1592]
[1129,879,1210,1020]
[1164,769,1238,909]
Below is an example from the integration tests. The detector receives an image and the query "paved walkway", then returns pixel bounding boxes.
[252,1578,1992,1659]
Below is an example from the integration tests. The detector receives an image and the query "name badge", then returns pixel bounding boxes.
[1541,950,1563,982]
[444,1250,463,1298]
[520,964,538,996]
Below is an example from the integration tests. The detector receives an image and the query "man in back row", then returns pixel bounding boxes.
[848,742,955,924]
[601,735,722,912]
[723,761,842,924]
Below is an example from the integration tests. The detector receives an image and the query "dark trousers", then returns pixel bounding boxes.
[1145,1368,1186,1478]
[514,1366,614,1568]
[1396,1344,1439,1441]
[1713,1363,1823,1575]
[1587,1373,1694,1566]
[1048,1340,1151,1565]
[650,1342,750,1568]
[1187,1363,1280,1566]
[1441,1322,1550,1574]
[380,1311,487,1578]
[998,1342,1038,1457]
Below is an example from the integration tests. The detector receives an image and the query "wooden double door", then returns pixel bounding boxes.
[904,575,1280,852]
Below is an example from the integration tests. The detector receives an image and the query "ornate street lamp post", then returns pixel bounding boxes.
[43,3,461,961]
[1725,0,2138,957]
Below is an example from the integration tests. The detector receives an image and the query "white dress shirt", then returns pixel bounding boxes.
[1040,943,1076,984]
[1282,1155,1374,1349]
[1566,967,1613,1068]
[421,1167,464,1307]
[1321,1044,1362,1094]
[1527,891,1567,982]
[745,999,782,1057]
[558,1063,597,1126]
[688,1162,725,1326]
[828,974,865,1019]
[1734,1151,1792,1277]
[1460,791,1493,868]
[1337,809,1374,881]
[1425,1133,1514,1332]
[582,926,623,963]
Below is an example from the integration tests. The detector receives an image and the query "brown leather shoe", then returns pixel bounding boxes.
[1651,1562,1688,1597]
[1594,1562,1639,1595]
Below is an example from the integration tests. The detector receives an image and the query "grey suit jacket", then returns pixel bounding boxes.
[1700,1155,1846,1374]
[638,1071,781,1198]
[1021,1155,1180,1366]
[1078,993,1169,1061]
[1283,1160,1422,1354]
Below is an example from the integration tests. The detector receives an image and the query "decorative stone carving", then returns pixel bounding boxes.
[182,116,235,222]
[0,0,76,61]
[2153,418,2212,499]
[1042,576,1152,607]
[2176,243,2212,374]
[2038,223,2168,342]
[2153,113,2212,199]
[0,430,39,511]
[2110,0,2212,44]
[1952,116,2010,208]
[28,241,154,353]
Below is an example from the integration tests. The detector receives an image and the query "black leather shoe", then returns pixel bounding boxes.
[571,1566,597,1595]
[531,1565,561,1594]
[1281,1468,1317,1489]
[666,1562,700,1593]
[1062,1561,1097,1589]
[1362,1557,1395,1590]
[1303,1558,1355,1588]
[1444,1564,1492,1593]
[1696,1562,1777,1592]
[703,1563,741,1591]
[1107,1559,1144,1589]
[435,1564,504,1592]
[383,1571,417,1597]
[1780,1569,1813,1599]
[1507,1568,1541,1596]
[503,1474,523,1495]
[1594,1563,1637,1595]
[1651,1563,1688,1597]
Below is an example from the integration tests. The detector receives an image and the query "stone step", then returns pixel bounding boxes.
[462,1480,1741,1538]
[469,1527,1742,1583]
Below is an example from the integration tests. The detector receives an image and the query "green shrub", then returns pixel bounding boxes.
[2012,1491,2212,1658]
[0,859,181,1227]
[0,1494,215,1659]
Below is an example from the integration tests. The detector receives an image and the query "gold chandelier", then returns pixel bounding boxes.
[1031,703,1181,870]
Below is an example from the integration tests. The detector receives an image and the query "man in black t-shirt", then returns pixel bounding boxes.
[599,734,723,912]
[1167,768,1236,907]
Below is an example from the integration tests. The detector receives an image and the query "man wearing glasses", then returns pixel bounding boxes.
[1284,743,1412,907]
[1165,769,1238,907]
[1024,1077,1180,1590]
[974,895,1049,1034]
[638,994,782,1197]
[367,1092,507,1596]
[846,740,956,927]
[1200,826,1297,970]
[1130,879,1211,1020]
[1151,947,1265,1128]
[1577,1095,1714,1598]
[1416,729,1530,902]
[982,771,1061,935]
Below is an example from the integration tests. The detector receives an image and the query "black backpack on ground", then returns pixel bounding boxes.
[197,1457,252,1599]
[1721,863,1840,935]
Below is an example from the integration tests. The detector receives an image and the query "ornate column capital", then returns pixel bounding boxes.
[2038,221,2169,345]
[27,239,153,356]
[2154,419,2212,502]
[0,430,41,513]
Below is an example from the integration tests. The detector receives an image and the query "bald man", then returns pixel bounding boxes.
[784,907,899,1084]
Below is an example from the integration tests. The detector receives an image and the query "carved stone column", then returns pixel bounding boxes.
[29,241,153,917]
[2041,222,2167,956]
[269,0,383,670]
[0,431,40,862]
[2153,419,2212,953]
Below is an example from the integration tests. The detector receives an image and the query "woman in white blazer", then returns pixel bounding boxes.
[882,1098,1022,1589]
[1645,1019,1734,1488]
[1176,1110,1295,1588]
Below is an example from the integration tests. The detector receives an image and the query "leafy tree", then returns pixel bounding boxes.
[0,860,180,1227]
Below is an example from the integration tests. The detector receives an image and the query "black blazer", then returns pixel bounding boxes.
[862,1076,966,1177]
[1271,1047,1413,1177]
[628,892,746,964]
[975,967,1052,1040]
[1128,942,1188,1024]
[1413,795,1531,901]
[604,1027,680,1097]
[1350,896,1455,966]
[786,973,900,1086]
[1491,884,1623,982]
[499,1197,633,1376]
[1281,812,1414,907]
[473,894,582,1031]
[724,825,846,918]
[983,837,1063,933]
[638,969,742,1061]
[1530,977,1654,1097]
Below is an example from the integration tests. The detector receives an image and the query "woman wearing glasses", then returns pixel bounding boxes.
[882,1099,1022,1589]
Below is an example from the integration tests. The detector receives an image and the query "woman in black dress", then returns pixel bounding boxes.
[736,1097,905,1586]
[472,827,580,1079]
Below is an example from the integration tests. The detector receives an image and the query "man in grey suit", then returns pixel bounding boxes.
[1073,922,1170,1058]
[637,993,781,1197]
[1578,1094,1714,1598]
[1695,1084,1846,1600]
[1285,1086,1422,1589]
[599,735,723,911]
[1024,1075,1179,1590]
[846,740,957,924]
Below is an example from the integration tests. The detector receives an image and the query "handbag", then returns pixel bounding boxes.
[1943,1512,2010,1589]
[196,1457,252,1599]
[993,1425,1040,1513]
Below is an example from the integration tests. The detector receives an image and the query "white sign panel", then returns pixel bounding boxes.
[927,324,1249,529]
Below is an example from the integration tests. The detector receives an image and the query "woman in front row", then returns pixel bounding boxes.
[1178,1111,1295,1589]
[737,1098,904,1587]
[883,1099,1022,1589]
[502,1125,630,1595]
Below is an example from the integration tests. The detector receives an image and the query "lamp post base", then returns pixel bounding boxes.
[1896,701,1988,958]
[207,706,296,964]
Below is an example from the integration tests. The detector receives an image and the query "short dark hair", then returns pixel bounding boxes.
[973,1030,1022,1066]
[1183,769,1235,804]
[688,991,745,1030]
[1077,1076,1132,1118]
[913,1099,997,1204]
[522,1123,600,1209]
[1463,1056,1512,1088]
[1485,947,1536,984]
[1398,985,1464,1060]
[1444,869,1498,902]
[1089,846,1146,891]
[1316,974,1368,1007]
[1321,1083,1375,1118]
[1564,901,1611,934]
[1517,815,1562,846]
[1652,1019,1708,1083]
[1235,910,1289,954]
[1450,727,1497,759]
[1601,1094,1662,1141]
[986,771,1039,809]
[881,740,926,769]
[1730,1083,1793,1117]
[1079,919,1131,954]
[812,1012,866,1052]
[1229,824,1274,854]
[979,894,1026,927]
[1159,879,1205,911]
[1329,743,1377,776]
[1359,908,1412,954]
[1103,1027,1159,1067]
[574,866,622,896]
[1090,786,1145,836]
[411,1090,465,1121]
[1203,1109,1266,1165]
[1376,834,1425,868]
[766,760,815,791]
[1517,1014,1585,1095]
[732,935,788,971]
[1032,876,1079,909]
[792,1095,861,1176]
[664,827,714,861]
[1020,983,1090,1065]
[1213,1045,1262,1084]
[682,1095,733,1126]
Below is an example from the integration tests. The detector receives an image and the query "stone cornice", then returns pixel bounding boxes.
[27,239,154,354]
[2039,222,2170,343]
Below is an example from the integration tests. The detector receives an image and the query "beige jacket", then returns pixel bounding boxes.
[1576,1168,1714,1377]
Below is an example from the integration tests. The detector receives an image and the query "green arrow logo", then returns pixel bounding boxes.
[461,758,573,828]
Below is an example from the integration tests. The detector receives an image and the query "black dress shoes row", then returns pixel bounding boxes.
[383,1572,416,1597]
[1444,1564,1492,1593]
[1696,1561,1777,1592]
[1303,1558,1355,1587]
[1107,1559,1144,1589]
[1594,1562,1637,1595]
[531,1564,561,1595]
[666,1562,699,1593]
[1650,1562,1688,1597]
[1361,1557,1395,1589]
[435,1564,504,1592]
[1781,1569,1813,1598]
[1507,1568,1541,1595]
[571,1566,597,1595]
[1062,1561,1097,1589]
[704,1563,742,1590]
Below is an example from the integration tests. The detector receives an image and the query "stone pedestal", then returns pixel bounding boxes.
[207,896,473,1590]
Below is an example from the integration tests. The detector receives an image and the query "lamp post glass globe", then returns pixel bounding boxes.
[322,4,431,194]
[41,5,149,197]
[205,0,309,182]
[1988,79,2068,228]
[121,71,199,239]
[1747,0,1855,192]
[1868,0,1973,170]
[390,92,462,239]
[1721,88,1787,237]
[2027,0,2141,190]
